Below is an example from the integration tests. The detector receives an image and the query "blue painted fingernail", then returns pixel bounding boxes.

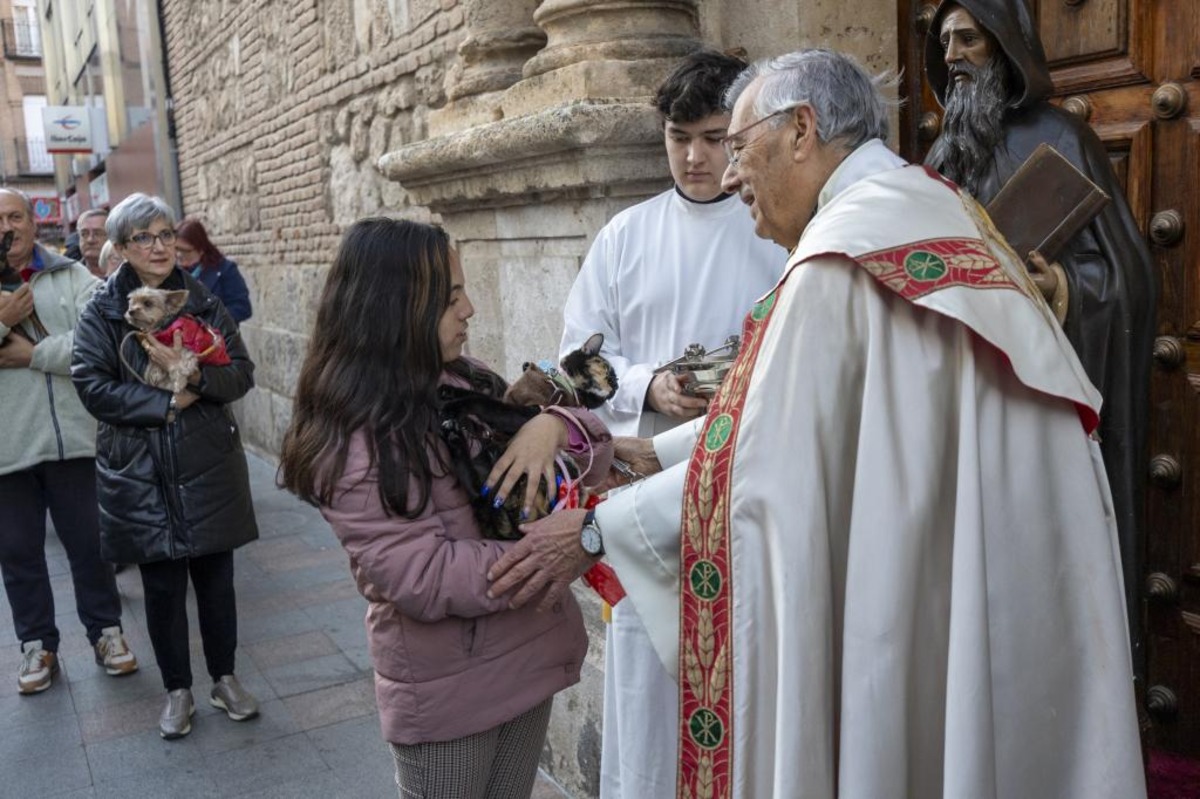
[520,509,529,521]
[493,496,504,509]
[481,485,490,497]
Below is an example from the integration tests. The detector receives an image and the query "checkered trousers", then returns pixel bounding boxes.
[389,698,553,799]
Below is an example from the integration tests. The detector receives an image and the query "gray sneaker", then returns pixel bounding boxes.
[159,688,194,739]
[210,674,259,721]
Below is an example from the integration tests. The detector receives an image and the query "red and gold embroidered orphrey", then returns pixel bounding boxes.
[857,237,1017,301]
[676,236,1018,798]
[677,288,777,799]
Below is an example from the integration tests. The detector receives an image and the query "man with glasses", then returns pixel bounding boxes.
[0,188,138,695]
[76,208,110,279]
[558,50,783,798]
[493,49,1143,798]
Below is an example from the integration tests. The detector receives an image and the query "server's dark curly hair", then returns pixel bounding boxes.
[654,49,749,124]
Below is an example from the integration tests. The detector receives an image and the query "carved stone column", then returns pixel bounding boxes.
[444,0,546,101]
[502,0,700,118]
[432,0,547,135]
[525,0,699,76]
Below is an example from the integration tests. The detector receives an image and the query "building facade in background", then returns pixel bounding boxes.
[1,0,58,239]
[28,1,1198,794]
[36,0,178,236]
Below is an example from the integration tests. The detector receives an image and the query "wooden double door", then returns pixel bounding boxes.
[898,0,1200,756]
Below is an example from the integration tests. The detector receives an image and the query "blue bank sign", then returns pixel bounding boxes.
[41,106,93,154]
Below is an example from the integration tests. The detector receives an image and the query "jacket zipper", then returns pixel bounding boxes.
[160,425,181,559]
[28,271,65,459]
[44,374,65,459]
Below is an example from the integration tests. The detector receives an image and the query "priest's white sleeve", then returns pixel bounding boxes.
[654,416,702,468]
[596,419,701,681]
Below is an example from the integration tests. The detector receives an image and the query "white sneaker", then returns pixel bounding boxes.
[18,641,58,695]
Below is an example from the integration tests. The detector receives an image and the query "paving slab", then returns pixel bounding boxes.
[0,451,575,797]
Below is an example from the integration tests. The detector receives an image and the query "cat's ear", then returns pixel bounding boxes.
[165,290,190,316]
[582,333,604,356]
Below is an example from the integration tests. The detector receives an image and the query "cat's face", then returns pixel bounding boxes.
[559,334,618,409]
[125,286,189,331]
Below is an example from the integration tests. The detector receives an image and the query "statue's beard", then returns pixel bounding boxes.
[929,57,1015,196]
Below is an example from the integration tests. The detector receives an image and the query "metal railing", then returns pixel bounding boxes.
[2,19,41,59]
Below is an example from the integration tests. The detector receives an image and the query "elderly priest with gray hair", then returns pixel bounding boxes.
[488,48,1145,799]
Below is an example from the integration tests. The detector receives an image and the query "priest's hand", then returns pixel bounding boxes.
[603,436,663,491]
[487,508,596,612]
[646,371,708,420]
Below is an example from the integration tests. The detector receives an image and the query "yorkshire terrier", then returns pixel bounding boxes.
[124,286,231,393]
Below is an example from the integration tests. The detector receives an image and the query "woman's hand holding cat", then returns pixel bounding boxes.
[487,508,595,611]
[485,412,568,518]
[647,371,708,420]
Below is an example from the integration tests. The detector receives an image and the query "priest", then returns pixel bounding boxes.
[489,48,1145,799]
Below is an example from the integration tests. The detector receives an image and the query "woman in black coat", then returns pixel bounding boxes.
[71,193,259,740]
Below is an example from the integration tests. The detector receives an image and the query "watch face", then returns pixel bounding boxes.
[581,525,603,556]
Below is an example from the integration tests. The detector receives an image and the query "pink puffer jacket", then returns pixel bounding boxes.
[319,376,613,745]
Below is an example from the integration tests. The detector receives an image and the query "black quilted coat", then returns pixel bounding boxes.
[71,264,259,564]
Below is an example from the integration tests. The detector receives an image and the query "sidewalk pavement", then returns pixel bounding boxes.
[0,452,572,798]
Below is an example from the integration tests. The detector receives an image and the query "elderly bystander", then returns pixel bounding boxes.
[0,188,137,696]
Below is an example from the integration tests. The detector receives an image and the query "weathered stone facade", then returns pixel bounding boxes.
[162,0,463,459]
[162,1,898,794]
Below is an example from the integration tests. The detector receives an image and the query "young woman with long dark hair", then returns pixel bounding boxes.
[279,218,612,798]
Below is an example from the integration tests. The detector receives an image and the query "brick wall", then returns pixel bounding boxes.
[161,0,464,457]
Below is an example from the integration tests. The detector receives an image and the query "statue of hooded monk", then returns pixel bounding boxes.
[925,0,1159,666]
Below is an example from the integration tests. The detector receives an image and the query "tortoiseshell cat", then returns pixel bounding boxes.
[439,333,618,539]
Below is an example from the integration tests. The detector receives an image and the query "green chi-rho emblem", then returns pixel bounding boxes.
[705,414,734,452]
[689,707,725,748]
[751,291,776,320]
[689,559,722,600]
[904,250,947,281]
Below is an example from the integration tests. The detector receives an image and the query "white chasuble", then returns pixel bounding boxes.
[669,150,1144,799]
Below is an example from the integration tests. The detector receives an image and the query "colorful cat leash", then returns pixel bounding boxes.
[540,407,628,616]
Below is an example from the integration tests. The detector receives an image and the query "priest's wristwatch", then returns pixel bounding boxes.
[580,509,605,556]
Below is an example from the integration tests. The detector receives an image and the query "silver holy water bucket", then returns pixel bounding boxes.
[654,335,740,397]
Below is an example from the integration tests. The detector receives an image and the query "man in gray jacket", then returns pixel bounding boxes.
[0,189,138,694]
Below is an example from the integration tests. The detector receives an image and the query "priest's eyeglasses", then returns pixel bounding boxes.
[128,230,177,249]
[721,109,790,168]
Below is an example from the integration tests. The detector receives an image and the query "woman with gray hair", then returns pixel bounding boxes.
[71,192,260,739]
